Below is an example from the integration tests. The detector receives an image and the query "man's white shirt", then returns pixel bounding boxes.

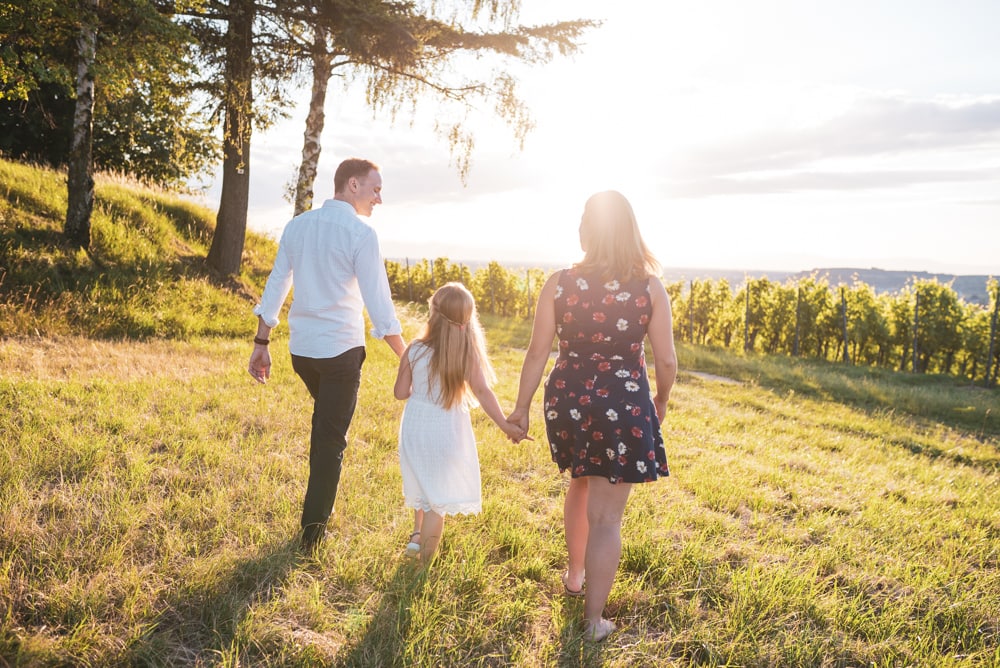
[254,199,402,358]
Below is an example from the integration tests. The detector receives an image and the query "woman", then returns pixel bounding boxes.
[509,190,677,642]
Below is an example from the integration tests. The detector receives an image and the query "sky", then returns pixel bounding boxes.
[197,0,1000,276]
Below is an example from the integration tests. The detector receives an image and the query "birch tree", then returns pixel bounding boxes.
[176,0,595,275]
[64,0,100,249]
[1,0,216,240]
[287,1,597,215]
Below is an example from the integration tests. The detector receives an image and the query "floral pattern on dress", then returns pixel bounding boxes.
[543,268,669,484]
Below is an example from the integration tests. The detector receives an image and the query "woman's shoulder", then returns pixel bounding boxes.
[540,267,571,290]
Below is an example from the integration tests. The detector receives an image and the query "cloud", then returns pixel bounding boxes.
[664,168,1000,197]
[663,93,1000,196]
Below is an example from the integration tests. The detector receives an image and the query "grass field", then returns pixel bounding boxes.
[2,314,998,666]
[1,158,998,666]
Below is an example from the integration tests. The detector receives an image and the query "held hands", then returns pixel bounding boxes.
[501,419,533,444]
[505,409,531,444]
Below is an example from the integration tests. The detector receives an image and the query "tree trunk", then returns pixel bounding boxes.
[65,0,100,249]
[207,0,255,276]
[293,23,333,217]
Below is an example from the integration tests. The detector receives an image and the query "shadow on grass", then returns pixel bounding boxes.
[0,221,262,338]
[555,598,612,667]
[335,560,427,667]
[683,345,1000,455]
[127,539,300,666]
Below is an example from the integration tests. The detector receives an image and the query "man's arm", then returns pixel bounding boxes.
[384,333,405,358]
[249,316,273,384]
[355,228,405,353]
[249,233,292,384]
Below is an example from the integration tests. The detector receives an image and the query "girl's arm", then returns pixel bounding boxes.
[508,271,559,433]
[646,276,678,421]
[393,344,413,400]
[468,355,526,442]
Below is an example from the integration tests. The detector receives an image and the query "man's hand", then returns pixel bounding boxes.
[249,346,271,384]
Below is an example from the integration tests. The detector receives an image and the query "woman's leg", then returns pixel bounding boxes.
[583,478,632,638]
[563,476,589,593]
[419,510,445,565]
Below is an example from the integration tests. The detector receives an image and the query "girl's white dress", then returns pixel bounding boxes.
[399,341,482,516]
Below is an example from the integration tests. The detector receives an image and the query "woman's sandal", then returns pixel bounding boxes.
[561,570,585,597]
[405,531,421,557]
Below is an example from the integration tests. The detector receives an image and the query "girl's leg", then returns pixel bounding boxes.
[563,476,589,593]
[419,510,445,565]
[406,508,424,556]
[582,478,632,640]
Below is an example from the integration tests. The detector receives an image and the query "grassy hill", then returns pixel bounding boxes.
[0,157,275,339]
[1,159,999,666]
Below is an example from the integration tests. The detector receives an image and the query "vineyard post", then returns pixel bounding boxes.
[987,283,999,388]
[744,278,750,353]
[794,285,802,357]
[912,291,920,373]
[688,279,694,343]
[406,257,413,302]
[841,287,850,364]
[525,272,531,319]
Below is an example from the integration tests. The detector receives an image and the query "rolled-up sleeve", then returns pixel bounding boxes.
[253,240,294,328]
[355,229,401,339]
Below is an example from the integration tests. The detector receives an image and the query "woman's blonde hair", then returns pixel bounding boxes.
[416,282,494,409]
[575,190,661,281]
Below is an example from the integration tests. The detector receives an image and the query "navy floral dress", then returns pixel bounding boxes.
[544,268,669,484]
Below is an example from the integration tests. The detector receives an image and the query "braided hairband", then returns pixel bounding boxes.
[441,313,468,330]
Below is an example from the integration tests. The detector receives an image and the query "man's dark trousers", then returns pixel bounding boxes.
[291,346,366,546]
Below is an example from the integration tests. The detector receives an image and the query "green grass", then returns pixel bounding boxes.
[3,331,998,666]
[1,158,999,666]
[0,157,275,339]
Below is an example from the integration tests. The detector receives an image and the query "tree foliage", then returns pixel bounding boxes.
[0,0,218,188]
[664,271,998,384]
[386,258,998,385]
[182,0,597,275]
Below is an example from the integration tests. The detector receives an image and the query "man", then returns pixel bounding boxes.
[248,157,405,553]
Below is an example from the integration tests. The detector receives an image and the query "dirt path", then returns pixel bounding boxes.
[682,370,741,384]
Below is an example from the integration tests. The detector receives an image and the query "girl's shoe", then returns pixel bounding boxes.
[405,531,421,557]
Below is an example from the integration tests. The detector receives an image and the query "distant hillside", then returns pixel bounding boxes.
[661,267,995,305]
[396,258,997,306]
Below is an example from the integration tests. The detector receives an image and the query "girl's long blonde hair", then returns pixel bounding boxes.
[416,282,494,409]
[575,190,661,281]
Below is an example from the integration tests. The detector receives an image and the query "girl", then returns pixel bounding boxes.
[394,282,524,564]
